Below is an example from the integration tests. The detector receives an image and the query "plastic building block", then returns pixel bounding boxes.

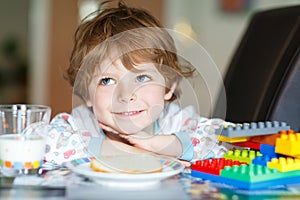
[191,165,300,190]
[192,169,300,190]
[250,134,280,146]
[275,133,300,156]
[217,135,249,143]
[252,155,271,166]
[260,144,280,158]
[232,141,260,150]
[191,158,247,175]
[221,164,300,189]
[191,127,300,190]
[221,121,290,138]
[223,149,262,164]
[221,164,284,182]
[250,129,294,146]
[267,157,300,172]
[279,130,296,134]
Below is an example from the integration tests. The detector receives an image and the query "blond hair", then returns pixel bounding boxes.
[65,0,194,102]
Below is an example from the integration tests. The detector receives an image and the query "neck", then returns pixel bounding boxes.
[142,123,154,134]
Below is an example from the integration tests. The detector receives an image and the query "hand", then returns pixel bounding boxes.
[101,140,191,168]
[178,160,191,168]
[98,122,183,158]
[98,121,119,134]
[121,132,183,157]
[120,131,154,150]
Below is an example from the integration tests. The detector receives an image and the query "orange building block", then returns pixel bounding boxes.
[250,130,294,146]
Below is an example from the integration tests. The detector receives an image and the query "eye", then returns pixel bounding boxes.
[136,74,151,83]
[99,77,116,85]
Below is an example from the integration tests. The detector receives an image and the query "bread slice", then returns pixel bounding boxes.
[90,154,163,174]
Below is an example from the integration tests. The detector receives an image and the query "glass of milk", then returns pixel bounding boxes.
[0,104,51,176]
[0,134,46,176]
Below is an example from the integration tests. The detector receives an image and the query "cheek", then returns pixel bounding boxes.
[139,85,166,103]
[138,86,166,116]
[93,90,112,115]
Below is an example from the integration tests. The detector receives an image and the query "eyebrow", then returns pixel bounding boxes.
[131,63,158,73]
[100,72,117,78]
[98,63,159,77]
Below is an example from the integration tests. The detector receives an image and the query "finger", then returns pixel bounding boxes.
[117,133,129,138]
[120,135,139,144]
[179,160,191,168]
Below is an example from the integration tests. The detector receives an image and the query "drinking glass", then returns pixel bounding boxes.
[0,104,51,134]
[0,104,51,176]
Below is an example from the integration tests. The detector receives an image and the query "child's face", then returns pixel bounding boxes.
[89,59,175,134]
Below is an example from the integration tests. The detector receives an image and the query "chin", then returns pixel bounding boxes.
[118,127,144,135]
[114,122,147,135]
[119,130,140,135]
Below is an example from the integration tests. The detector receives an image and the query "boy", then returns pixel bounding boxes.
[45,1,228,166]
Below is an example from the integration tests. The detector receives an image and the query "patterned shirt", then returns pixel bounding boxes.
[44,103,231,164]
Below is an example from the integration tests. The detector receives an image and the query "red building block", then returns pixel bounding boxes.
[233,141,261,150]
[191,158,247,175]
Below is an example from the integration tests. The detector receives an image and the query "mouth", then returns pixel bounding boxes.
[112,110,145,117]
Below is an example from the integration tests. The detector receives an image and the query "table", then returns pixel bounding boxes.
[2,170,300,200]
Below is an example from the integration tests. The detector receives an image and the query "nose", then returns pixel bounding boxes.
[118,93,136,103]
[116,84,137,103]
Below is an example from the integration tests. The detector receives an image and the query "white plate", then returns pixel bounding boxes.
[65,156,184,188]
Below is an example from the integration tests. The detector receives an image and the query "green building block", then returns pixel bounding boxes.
[220,164,300,182]
[223,149,262,164]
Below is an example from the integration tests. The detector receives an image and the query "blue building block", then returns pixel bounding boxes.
[192,163,300,190]
[191,169,300,190]
[260,144,280,158]
[221,121,290,138]
[252,155,271,166]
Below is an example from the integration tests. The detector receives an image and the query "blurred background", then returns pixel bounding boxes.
[0,0,299,117]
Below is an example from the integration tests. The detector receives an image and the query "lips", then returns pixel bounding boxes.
[113,110,145,117]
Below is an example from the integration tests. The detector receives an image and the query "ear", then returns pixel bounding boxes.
[164,82,177,100]
[86,99,93,107]
[86,84,95,107]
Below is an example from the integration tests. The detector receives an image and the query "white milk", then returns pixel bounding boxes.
[0,134,46,169]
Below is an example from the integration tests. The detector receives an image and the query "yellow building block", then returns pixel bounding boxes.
[268,157,300,172]
[275,133,300,156]
[218,135,250,143]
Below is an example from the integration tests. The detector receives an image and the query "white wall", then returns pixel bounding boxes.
[28,0,51,104]
[164,0,300,117]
